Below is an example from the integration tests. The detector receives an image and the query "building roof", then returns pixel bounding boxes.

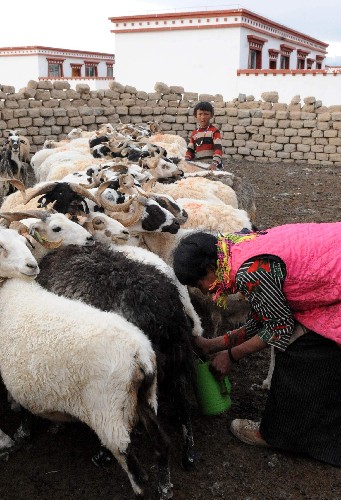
[109,8,328,54]
[0,46,114,60]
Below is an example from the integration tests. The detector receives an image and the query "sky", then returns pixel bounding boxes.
[1,1,341,64]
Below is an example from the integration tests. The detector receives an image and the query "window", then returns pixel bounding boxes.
[249,49,261,69]
[280,44,294,70]
[268,49,279,69]
[297,49,309,70]
[307,58,315,70]
[70,64,82,77]
[280,55,290,69]
[106,63,113,78]
[85,66,97,77]
[247,35,267,70]
[297,58,305,69]
[47,58,64,77]
[84,60,99,77]
[316,55,324,69]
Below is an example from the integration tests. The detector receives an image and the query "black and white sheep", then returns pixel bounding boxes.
[0,131,31,195]
[37,243,198,470]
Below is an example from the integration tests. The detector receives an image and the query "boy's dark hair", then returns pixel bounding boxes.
[173,232,218,286]
[193,101,214,117]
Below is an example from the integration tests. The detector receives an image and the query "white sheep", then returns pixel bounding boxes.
[0,278,173,497]
[35,150,93,183]
[31,138,91,179]
[83,212,130,245]
[0,211,95,261]
[146,176,238,208]
[146,133,187,158]
[178,198,252,233]
[0,231,172,497]
[183,169,257,225]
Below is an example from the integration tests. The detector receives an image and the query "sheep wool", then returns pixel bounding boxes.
[0,278,161,499]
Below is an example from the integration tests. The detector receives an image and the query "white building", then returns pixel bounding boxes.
[109,8,341,105]
[0,46,115,91]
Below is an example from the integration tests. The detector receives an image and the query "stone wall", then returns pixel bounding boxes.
[1,80,341,166]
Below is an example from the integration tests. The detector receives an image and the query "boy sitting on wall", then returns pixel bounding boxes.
[185,101,223,171]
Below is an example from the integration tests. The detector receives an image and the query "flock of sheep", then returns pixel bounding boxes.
[0,122,256,499]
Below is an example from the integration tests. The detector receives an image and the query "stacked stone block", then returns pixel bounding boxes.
[0,80,340,166]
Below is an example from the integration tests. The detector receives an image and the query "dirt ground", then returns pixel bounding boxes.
[0,160,341,500]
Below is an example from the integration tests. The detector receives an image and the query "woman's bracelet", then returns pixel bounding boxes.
[227,346,239,364]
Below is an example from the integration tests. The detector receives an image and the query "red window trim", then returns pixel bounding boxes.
[47,58,64,77]
[297,49,310,57]
[280,44,295,56]
[268,48,279,60]
[247,34,267,50]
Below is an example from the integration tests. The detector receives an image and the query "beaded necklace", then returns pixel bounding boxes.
[210,232,258,308]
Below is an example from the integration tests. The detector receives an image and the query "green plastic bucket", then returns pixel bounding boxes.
[195,359,232,416]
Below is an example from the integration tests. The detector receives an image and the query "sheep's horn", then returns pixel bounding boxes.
[30,230,63,249]
[0,210,52,222]
[95,181,136,211]
[23,182,60,205]
[105,163,129,172]
[0,178,26,198]
[68,183,99,205]
[79,180,99,189]
[135,185,148,197]
[106,200,144,227]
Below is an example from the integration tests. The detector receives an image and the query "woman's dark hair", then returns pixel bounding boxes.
[173,232,218,286]
[193,101,214,117]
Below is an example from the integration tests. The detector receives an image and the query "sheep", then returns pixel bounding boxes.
[98,241,203,338]
[91,190,182,235]
[136,200,251,265]
[0,210,95,261]
[0,227,39,451]
[0,181,99,215]
[31,138,91,175]
[0,132,31,195]
[0,180,182,239]
[183,169,257,225]
[177,198,252,233]
[90,177,188,229]
[4,130,31,163]
[82,212,130,245]
[35,150,93,183]
[143,176,239,208]
[0,278,173,498]
[37,243,199,470]
[146,133,187,159]
[0,226,39,280]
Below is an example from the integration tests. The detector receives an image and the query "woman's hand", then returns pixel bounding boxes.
[192,335,212,356]
[209,351,233,379]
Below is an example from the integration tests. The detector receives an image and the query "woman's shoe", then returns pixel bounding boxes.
[230,419,270,447]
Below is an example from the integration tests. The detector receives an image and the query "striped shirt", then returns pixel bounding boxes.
[231,257,295,351]
[185,125,223,166]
